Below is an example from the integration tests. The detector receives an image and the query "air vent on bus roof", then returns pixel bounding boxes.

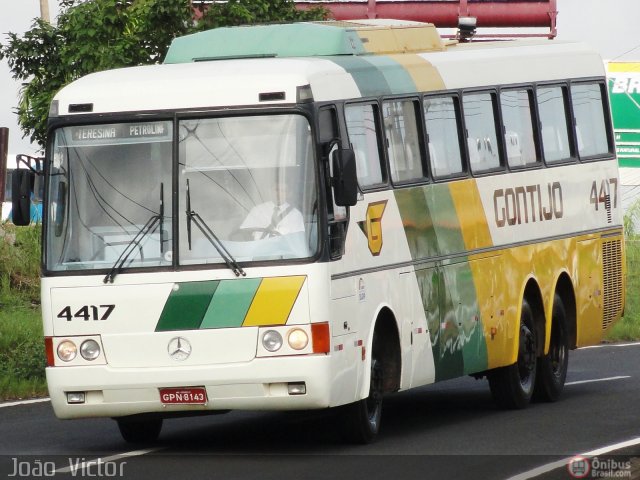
[163,21,444,64]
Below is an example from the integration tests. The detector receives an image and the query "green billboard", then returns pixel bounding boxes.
[608,62,640,167]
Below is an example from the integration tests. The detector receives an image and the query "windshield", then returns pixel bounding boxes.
[46,121,173,272]
[45,114,319,273]
[178,114,318,264]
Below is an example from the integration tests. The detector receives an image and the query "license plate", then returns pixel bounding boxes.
[159,387,208,405]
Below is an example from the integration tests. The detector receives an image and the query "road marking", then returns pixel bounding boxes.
[0,398,50,409]
[55,448,162,474]
[579,341,640,349]
[506,436,640,479]
[566,375,630,386]
[0,396,162,472]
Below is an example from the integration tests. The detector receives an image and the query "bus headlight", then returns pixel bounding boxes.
[287,328,309,350]
[57,340,77,362]
[80,339,101,361]
[262,330,283,352]
[257,324,325,357]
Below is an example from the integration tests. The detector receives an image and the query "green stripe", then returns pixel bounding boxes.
[439,261,488,380]
[330,56,391,97]
[361,56,417,95]
[200,278,261,329]
[394,184,466,259]
[395,184,487,380]
[394,187,438,260]
[429,183,466,255]
[156,281,219,331]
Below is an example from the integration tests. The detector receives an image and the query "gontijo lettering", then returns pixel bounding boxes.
[493,182,563,228]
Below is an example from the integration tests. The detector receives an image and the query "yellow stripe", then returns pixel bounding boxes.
[449,180,493,250]
[467,253,514,369]
[387,54,446,92]
[450,178,507,368]
[356,26,444,55]
[607,62,640,73]
[468,231,625,369]
[242,276,305,327]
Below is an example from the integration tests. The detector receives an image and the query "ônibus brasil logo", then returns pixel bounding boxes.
[567,456,591,479]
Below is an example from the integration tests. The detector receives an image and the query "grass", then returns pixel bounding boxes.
[0,304,47,400]
[0,224,47,400]
[605,239,640,342]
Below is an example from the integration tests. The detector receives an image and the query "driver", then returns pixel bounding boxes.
[238,183,304,239]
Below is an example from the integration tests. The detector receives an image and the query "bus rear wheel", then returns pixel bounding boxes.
[116,417,163,444]
[488,299,537,409]
[533,294,569,402]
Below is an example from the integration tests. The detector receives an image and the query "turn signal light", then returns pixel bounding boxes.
[44,337,55,367]
[311,322,330,354]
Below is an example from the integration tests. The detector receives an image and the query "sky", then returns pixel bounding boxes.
[1,0,640,158]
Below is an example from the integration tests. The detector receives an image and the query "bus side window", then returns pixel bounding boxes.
[344,103,386,188]
[382,99,425,183]
[500,88,539,169]
[463,92,502,173]
[424,96,464,179]
[537,85,574,163]
[570,82,611,159]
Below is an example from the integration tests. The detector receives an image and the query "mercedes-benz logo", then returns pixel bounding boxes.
[168,337,192,361]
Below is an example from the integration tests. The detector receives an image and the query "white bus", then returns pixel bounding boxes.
[22,20,624,444]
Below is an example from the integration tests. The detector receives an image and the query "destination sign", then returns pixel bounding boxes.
[64,121,172,146]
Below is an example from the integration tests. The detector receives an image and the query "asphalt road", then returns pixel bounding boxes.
[1,343,640,480]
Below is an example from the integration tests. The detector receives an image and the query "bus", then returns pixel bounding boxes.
[5,154,44,223]
[19,20,624,444]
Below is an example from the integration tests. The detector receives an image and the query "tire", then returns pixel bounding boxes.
[533,294,569,402]
[116,418,163,444]
[488,299,538,409]
[341,355,383,444]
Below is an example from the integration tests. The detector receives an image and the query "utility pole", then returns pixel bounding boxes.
[40,0,50,23]
[0,128,7,219]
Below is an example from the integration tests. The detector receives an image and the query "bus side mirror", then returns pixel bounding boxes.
[11,169,34,226]
[332,148,358,207]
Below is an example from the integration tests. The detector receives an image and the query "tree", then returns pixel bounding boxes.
[0,0,327,149]
[195,0,327,29]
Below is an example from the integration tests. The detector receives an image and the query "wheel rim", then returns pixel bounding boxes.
[549,323,567,379]
[366,359,383,429]
[518,322,536,390]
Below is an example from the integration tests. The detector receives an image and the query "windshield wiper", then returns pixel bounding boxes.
[159,182,165,254]
[103,214,160,283]
[186,180,246,277]
[103,183,165,284]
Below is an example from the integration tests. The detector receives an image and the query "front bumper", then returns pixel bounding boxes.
[47,354,332,419]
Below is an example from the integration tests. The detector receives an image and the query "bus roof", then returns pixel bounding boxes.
[51,21,604,117]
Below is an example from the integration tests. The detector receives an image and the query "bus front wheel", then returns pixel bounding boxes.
[488,299,538,409]
[341,356,383,444]
[116,417,163,444]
